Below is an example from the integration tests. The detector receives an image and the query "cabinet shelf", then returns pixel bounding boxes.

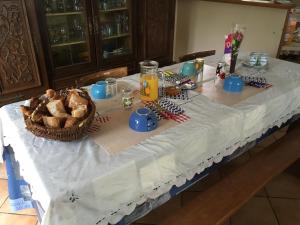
[51,40,86,48]
[102,33,130,40]
[46,12,83,17]
[99,7,128,13]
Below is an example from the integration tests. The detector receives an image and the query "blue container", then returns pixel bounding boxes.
[223,75,244,93]
[129,108,158,132]
[180,61,197,77]
[91,81,107,99]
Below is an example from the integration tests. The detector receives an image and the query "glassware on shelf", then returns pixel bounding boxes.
[99,0,132,59]
[56,0,65,12]
[101,0,108,10]
[49,24,69,45]
[101,23,115,38]
[49,26,59,44]
[44,0,70,13]
[50,0,58,13]
[73,0,83,11]
[122,14,129,33]
[45,0,90,69]
[59,25,68,42]
[72,18,85,40]
[45,0,53,13]
[100,0,127,11]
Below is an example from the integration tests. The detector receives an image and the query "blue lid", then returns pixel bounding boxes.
[223,75,244,93]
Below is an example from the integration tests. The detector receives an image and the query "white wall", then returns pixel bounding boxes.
[174,0,287,60]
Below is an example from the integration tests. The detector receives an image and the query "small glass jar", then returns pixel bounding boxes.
[122,88,134,109]
[105,78,117,98]
[195,58,204,85]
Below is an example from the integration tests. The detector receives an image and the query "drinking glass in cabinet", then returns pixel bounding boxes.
[98,0,132,59]
[60,25,68,42]
[56,0,64,12]
[49,24,69,44]
[44,0,83,13]
[100,0,127,11]
[73,0,83,11]
[71,19,85,40]
[44,0,90,68]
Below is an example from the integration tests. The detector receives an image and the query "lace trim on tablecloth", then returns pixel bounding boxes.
[96,105,300,225]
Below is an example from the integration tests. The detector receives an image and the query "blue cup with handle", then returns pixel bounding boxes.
[91,81,108,99]
[180,61,197,77]
[129,108,158,132]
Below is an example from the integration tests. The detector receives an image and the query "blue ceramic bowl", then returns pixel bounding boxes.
[129,108,158,132]
[223,75,244,93]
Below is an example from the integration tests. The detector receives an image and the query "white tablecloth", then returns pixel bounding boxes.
[1,55,300,225]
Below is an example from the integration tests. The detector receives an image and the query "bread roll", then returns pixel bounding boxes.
[47,100,69,118]
[20,106,33,117]
[42,116,63,128]
[46,89,57,99]
[71,105,88,118]
[66,90,79,106]
[64,117,78,128]
[68,93,88,109]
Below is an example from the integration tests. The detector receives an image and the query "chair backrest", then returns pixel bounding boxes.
[179,50,216,62]
[77,67,128,86]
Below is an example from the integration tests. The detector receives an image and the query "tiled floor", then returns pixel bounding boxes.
[1,126,299,225]
[0,162,38,225]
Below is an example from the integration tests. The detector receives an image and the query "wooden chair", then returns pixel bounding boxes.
[179,50,216,62]
[77,67,128,86]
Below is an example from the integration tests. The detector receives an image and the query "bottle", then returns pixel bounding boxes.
[139,60,159,101]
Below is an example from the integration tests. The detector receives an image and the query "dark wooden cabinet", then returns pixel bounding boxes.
[0,0,49,106]
[36,0,98,80]
[0,0,175,105]
[137,0,175,67]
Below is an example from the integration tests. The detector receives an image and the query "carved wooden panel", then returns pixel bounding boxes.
[0,0,41,95]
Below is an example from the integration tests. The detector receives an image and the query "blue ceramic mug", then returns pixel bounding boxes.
[91,81,107,99]
[180,61,197,77]
[129,108,158,132]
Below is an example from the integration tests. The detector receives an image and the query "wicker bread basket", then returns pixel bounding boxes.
[24,89,96,142]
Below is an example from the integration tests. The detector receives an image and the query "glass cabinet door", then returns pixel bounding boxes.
[97,0,133,60]
[42,0,96,71]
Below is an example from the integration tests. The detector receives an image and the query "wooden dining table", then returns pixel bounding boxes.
[1,54,300,225]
